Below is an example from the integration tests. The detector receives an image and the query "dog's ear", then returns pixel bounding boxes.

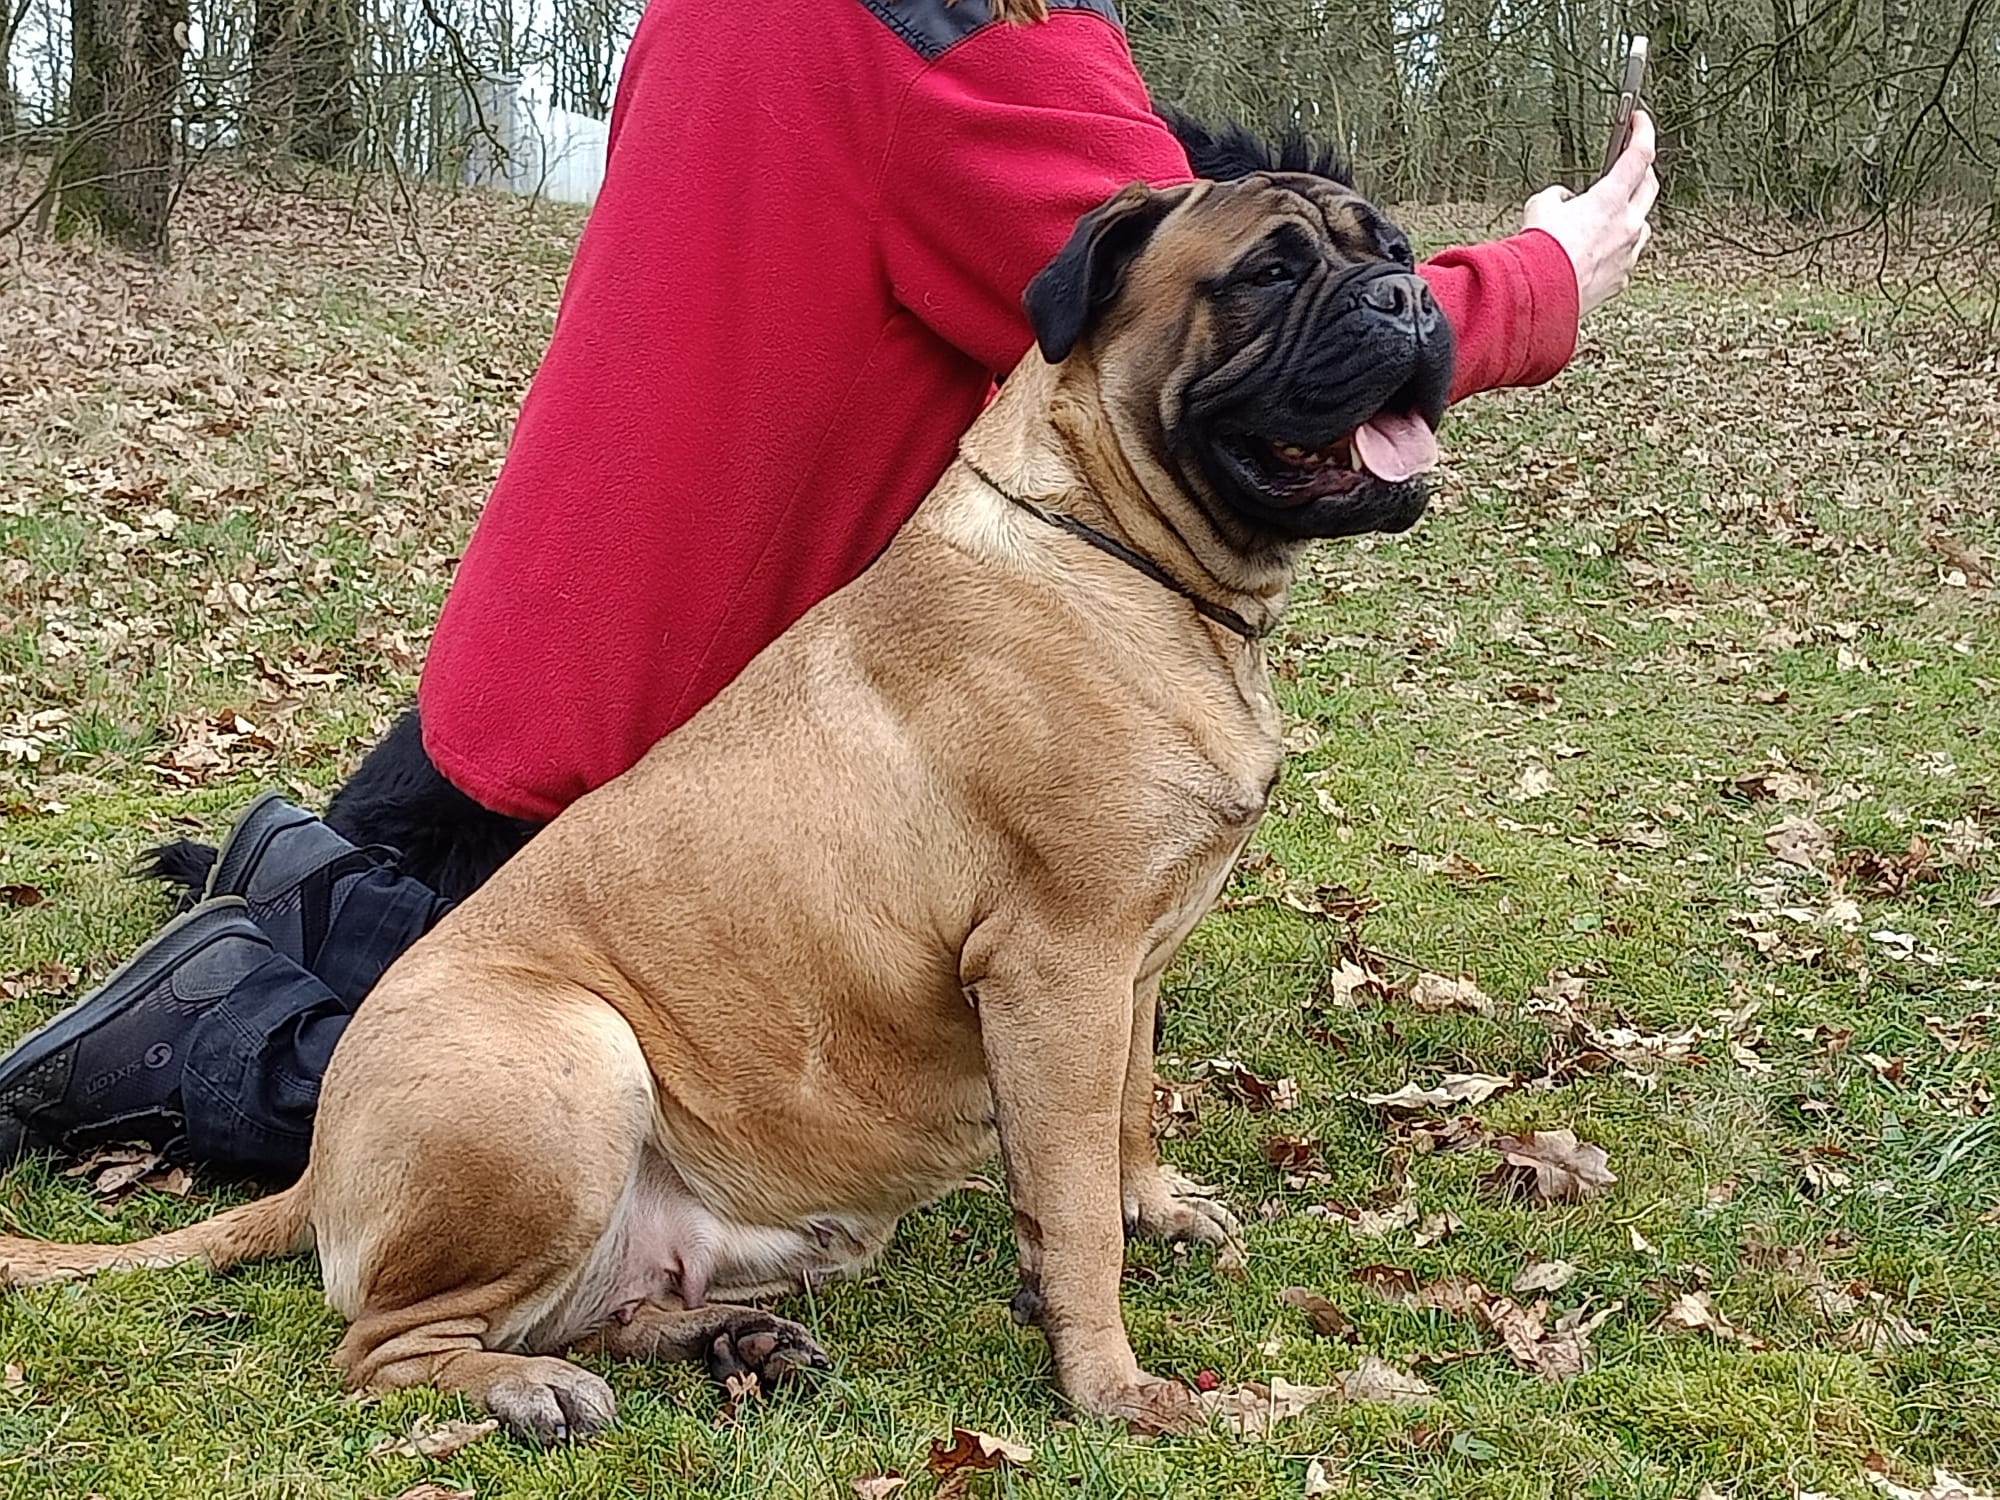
[1023,183,1183,365]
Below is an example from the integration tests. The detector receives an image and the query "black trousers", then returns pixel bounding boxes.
[179,709,540,1178]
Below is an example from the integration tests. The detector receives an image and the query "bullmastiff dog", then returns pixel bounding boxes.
[0,168,1454,1437]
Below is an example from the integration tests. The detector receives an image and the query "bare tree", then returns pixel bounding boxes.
[249,0,358,161]
[56,0,187,253]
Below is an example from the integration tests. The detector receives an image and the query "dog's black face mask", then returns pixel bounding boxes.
[1023,173,1457,545]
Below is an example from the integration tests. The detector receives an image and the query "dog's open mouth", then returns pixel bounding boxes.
[1230,412,1439,505]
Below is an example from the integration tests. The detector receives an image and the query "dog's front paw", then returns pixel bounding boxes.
[703,1310,831,1394]
[1123,1165,1243,1251]
[1072,1370,1201,1436]
[483,1356,619,1443]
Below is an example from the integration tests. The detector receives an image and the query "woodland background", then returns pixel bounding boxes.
[1,0,1998,274]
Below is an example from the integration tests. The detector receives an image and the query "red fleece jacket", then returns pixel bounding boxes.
[419,0,1580,823]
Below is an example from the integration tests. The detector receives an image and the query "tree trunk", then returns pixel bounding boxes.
[1544,0,1578,181]
[1,0,33,140]
[1437,0,1497,196]
[1860,0,1912,208]
[249,0,357,163]
[1768,0,1808,218]
[1641,0,1699,201]
[57,0,186,255]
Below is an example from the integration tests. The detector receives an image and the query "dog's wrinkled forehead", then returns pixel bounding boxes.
[1175,174,1415,279]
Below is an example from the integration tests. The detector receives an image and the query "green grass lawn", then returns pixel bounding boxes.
[1,178,1996,1500]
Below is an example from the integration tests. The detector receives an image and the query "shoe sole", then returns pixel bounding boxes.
[0,896,252,1165]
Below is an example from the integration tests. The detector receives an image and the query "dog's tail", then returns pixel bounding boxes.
[0,1179,313,1288]
[136,838,219,912]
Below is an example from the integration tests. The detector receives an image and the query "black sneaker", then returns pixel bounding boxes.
[205,792,387,974]
[0,897,274,1167]
[205,790,451,1005]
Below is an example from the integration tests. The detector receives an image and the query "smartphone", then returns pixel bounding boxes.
[1601,35,1649,177]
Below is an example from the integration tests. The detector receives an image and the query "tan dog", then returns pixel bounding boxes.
[1,170,1454,1438]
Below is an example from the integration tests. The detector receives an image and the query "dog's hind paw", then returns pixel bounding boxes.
[704,1310,831,1394]
[1123,1165,1243,1251]
[482,1357,618,1443]
[1072,1370,1202,1436]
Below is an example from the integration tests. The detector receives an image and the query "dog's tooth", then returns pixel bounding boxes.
[1350,445,1364,472]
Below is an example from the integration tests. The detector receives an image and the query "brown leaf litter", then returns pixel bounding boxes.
[1482,1129,1617,1203]
[367,1416,500,1460]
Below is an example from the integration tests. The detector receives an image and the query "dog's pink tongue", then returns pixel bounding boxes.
[1353,413,1439,482]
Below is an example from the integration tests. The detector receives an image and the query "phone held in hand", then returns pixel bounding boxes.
[1602,35,1649,177]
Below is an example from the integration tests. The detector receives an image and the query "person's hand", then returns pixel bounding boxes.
[1521,110,1659,318]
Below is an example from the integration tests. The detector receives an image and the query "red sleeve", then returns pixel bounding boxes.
[880,10,1580,406]
[878,9,1194,377]
[1418,230,1580,405]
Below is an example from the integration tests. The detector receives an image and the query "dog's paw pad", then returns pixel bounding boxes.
[704,1313,830,1393]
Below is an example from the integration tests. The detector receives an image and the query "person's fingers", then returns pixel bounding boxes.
[1636,219,1654,257]
[1606,109,1657,197]
[1632,164,1661,220]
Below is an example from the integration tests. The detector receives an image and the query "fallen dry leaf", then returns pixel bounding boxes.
[1430,851,1498,884]
[1409,1274,1491,1316]
[1405,972,1495,1017]
[1264,1134,1323,1179]
[1332,1195,1419,1240]
[1800,1159,1854,1198]
[1733,763,1818,803]
[368,1416,500,1460]
[1512,1259,1579,1295]
[1483,1129,1616,1203]
[1924,1011,1994,1055]
[1221,883,1381,924]
[1358,1073,1513,1112]
[1196,1376,1342,1436]
[1833,836,1939,896]
[1481,1296,1567,1380]
[1413,1210,1462,1247]
[1153,1077,1206,1139]
[1351,1264,1421,1301]
[1660,1291,1761,1348]
[717,1369,762,1421]
[2,1363,23,1392]
[1221,1066,1301,1113]
[1766,814,1836,870]
[927,1428,1032,1477]
[1279,1286,1356,1341]
[0,885,44,907]
[1337,1357,1435,1406]
[0,960,77,1001]
[1315,955,1393,1009]
[1399,1115,1490,1154]
[1925,532,1993,588]
[850,1476,908,1499]
[1843,1300,1929,1352]
[65,1146,162,1200]
[1302,1456,1344,1496]
[1867,1463,1997,1500]
[387,1487,475,1500]
[1512,762,1555,800]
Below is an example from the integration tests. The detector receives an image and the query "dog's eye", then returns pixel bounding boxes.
[1249,261,1296,288]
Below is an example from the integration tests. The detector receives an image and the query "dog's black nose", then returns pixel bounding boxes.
[1362,273,1441,337]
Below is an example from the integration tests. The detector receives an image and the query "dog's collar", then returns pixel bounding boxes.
[956,450,1268,643]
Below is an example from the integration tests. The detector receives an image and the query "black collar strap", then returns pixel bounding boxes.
[956,449,1267,642]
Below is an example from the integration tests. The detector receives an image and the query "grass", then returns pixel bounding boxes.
[1,175,1997,1500]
